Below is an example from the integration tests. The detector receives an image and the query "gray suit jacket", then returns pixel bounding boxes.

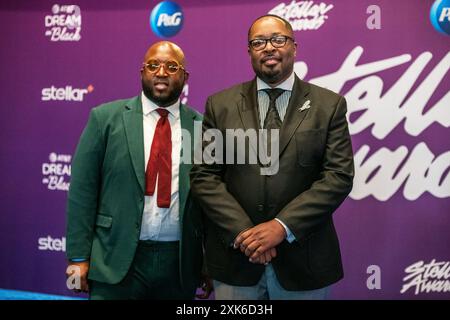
[190,76,354,290]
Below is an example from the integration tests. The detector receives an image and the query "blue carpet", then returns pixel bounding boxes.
[0,289,87,300]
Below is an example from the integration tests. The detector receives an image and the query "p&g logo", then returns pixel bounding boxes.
[430,0,450,36]
[150,1,184,38]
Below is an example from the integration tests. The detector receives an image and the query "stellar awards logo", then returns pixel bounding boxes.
[41,85,94,102]
[38,236,66,252]
[401,259,450,295]
[268,0,333,31]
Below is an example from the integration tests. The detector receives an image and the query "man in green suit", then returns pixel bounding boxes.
[65,41,210,299]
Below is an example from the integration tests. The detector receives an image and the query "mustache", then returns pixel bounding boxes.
[153,78,170,85]
[261,55,281,63]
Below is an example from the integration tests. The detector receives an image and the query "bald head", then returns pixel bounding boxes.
[248,15,294,41]
[143,41,186,67]
[141,41,188,108]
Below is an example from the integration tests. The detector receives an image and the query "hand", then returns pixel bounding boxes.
[66,261,90,293]
[251,247,277,265]
[195,273,213,299]
[233,219,286,261]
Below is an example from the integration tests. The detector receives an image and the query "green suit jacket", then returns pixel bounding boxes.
[66,95,203,291]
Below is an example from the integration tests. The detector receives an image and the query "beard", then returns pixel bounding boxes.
[141,78,184,107]
[256,67,282,84]
[251,52,295,86]
[253,61,284,85]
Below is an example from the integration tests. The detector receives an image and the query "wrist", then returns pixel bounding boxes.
[273,219,287,237]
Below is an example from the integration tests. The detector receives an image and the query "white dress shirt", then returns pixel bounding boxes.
[139,92,181,241]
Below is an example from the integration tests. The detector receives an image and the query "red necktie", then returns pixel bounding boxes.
[145,108,172,208]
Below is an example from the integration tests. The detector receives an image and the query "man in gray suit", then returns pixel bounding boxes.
[190,15,354,299]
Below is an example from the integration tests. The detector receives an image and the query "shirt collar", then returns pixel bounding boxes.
[141,91,180,118]
[256,71,295,92]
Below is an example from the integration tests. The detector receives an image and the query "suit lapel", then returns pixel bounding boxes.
[238,76,311,159]
[123,96,145,194]
[238,79,260,131]
[238,79,261,159]
[279,76,311,156]
[179,104,197,224]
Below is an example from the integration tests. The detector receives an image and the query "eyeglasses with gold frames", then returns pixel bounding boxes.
[143,59,186,74]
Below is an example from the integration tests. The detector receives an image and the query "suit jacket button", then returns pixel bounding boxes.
[257,205,264,212]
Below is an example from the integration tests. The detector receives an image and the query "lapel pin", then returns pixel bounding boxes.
[299,100,311,112]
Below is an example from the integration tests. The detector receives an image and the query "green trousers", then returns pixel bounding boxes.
[90,240,195,300]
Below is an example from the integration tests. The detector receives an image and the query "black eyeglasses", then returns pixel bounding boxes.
[248,35,294,51]
[143,59,185,74]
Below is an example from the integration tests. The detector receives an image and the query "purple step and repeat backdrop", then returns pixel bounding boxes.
[0,0,449,299]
